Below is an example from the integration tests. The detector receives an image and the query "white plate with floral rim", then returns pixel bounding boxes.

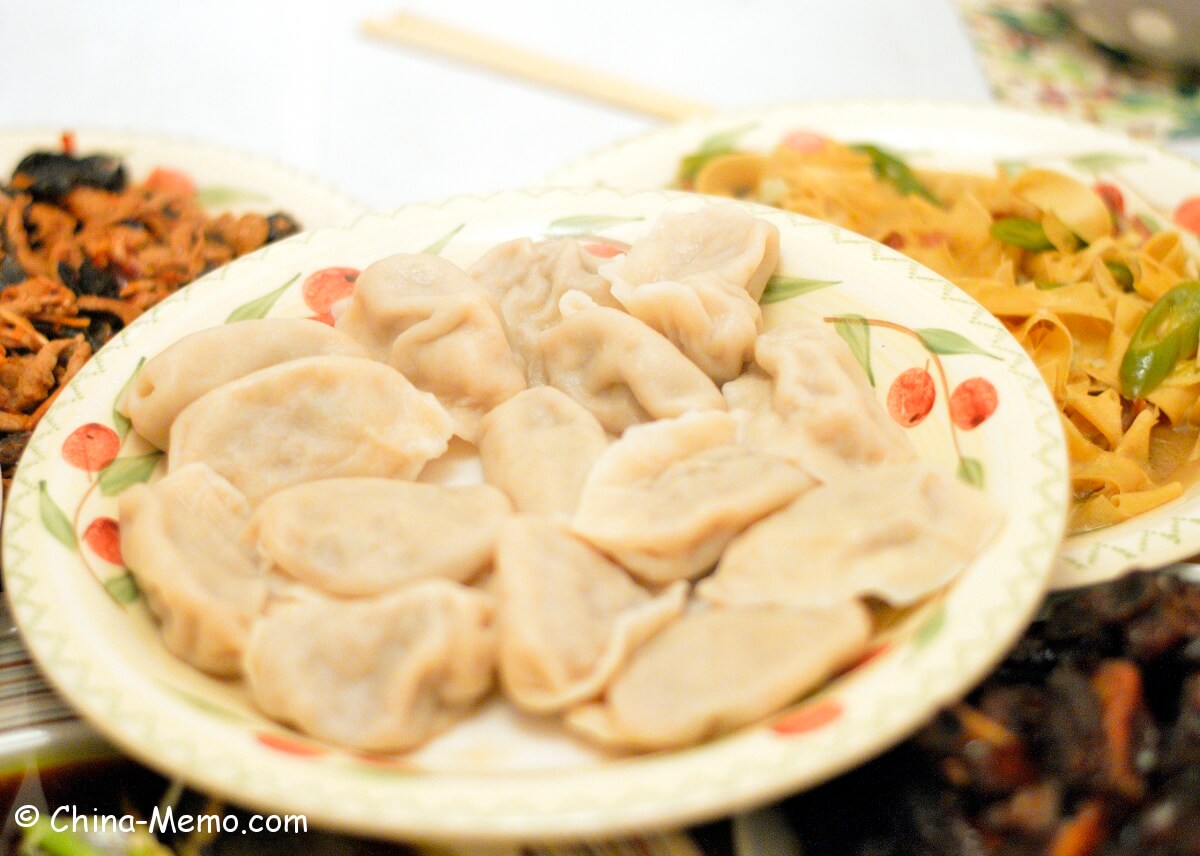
[1,188,1066,842]
[0,128,369,770]
[543,100,1200,592]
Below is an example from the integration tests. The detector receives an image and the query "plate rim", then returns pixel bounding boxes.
[2,186,1068,841]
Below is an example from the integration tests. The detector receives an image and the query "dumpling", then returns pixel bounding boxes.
[698,461,1002,609]
[243,580,495,752]
[249,479,512,597]
[602,206,779,383]
[335,253,525,441]
[722,322,915,481]
[119,319,368,450]
[469,237,619,383]
[571,411,815,584]
[495,516,687,713]
[119,463,265,677]
[478,387,609,519]
[169,356,453,503]
[566,601,871,751]
[540,292,725,434]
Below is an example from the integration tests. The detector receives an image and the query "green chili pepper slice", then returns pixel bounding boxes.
[848,143,940,206]
[990,217,1055,252]
[1120,280,1200,399]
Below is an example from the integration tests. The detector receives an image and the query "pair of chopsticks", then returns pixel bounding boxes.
[362,13,713,122]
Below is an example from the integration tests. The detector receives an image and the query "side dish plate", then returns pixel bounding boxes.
[543,100,1200,590]
[3,189,1066,841]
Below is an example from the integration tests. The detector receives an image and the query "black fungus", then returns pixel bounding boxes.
[57,257,120,299]
[265,211,301,243]
[11,152,126,203]
[0,255,24,286]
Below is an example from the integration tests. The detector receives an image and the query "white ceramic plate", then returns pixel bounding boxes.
[544,101,1200,591]
[0,128,368,769]
[3,188,1066,841]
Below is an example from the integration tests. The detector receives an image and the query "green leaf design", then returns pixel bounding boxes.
[112,356,145,439]
[420,223,464,256]
[912,604,947,648]
[1135,212,1163,235]
[760,275,840,305]
[195,185,269,208]
[831,315,874,386]
[38,481,76,550]
[915,328,999,359]
[103,574,140,605]
[957,456,985,488]
[546,215,644,238]
[164,683,243,720]
[1067,152,1143,173]
[997,159,1028,178]
[225,273,299,323]
[97,451,163,497]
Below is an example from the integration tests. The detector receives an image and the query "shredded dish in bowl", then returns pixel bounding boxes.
[0,134,300,491]
[685,136,1200,534]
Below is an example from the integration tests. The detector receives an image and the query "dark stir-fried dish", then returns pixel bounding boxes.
[0,135,300,491]
[781,570,1200,856]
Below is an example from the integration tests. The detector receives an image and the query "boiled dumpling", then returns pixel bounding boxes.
[698,461,1002,609]
[335,253,525,441]
[566,601,871,751]
[469,238,619,383]
[119,463,266,677]
[602,206,779,383]
[571,411,815,584]
[243,580,495,752]
[478,387,609,519]
[722,322,914,481]
[540,292,725,434]
[495,516,687,713]
[169,356,453,503]
[249,479,512,597]
[119,319,368,449]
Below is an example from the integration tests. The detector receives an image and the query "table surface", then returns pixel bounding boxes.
[0,0,1012,210]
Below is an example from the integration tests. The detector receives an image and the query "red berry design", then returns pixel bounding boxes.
[83,517,123,565]
[1174,197,1200,234]
[309,313,335,327]
[62,423,120,472]
[302,267,359,316]
[1094,182,1124,216]
[143,167,196,197]
[887,367,936,427]
[772,698,844,735]
[950,377,999,430]
[582,242,623,259]
[256,732,326,757]
[781,130,828,153]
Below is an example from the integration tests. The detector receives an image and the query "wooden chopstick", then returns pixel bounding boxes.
[362,12,714,122]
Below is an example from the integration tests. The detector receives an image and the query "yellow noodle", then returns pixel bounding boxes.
[693,138,1200,532]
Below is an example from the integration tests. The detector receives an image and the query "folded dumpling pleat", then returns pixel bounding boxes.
[335,253,525,441]
[723,322,915,481]
[478,387,609,519]
[119,319,369,449]
[540,293,725,434]
[566,601,871,751]
[571,411,815,584]
[698,461,1003,609]
[168,356,453,503]
[495,516,687,713]
[249,479,512,597]
[469,238,619,384]
[603,206,779,383]
[119,463,266,677]
[244,580,495,752]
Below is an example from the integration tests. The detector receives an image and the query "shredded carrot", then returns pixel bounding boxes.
[1049,801,1106,856]
[1091,659,1146,799]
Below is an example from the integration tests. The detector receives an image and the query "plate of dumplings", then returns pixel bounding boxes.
[2,188,1068,841]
